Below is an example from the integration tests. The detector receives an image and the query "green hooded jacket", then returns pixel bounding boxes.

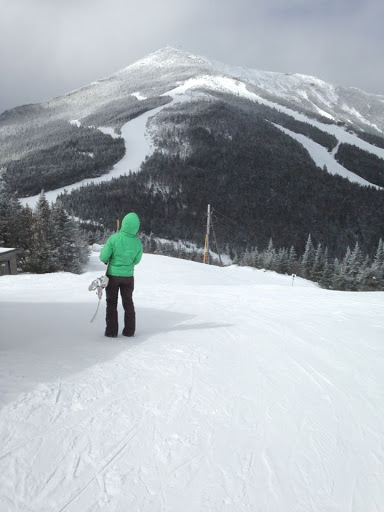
[99,212,143,277]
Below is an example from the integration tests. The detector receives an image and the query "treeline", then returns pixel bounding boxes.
[4,125,125,196]
[135,233,384,291]
[141,234,206,262]
[237,235,384,291]
[0,181,89,273]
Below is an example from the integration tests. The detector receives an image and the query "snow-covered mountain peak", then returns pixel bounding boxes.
[124,46,211,72]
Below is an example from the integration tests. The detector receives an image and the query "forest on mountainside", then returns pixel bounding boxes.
[335,143,384,187]
[3,126,125,196]
[59,101,384,261]
[80,96,171,131]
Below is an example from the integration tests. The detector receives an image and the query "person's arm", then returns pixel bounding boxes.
[133,242,143,266]
[100,237,113,264]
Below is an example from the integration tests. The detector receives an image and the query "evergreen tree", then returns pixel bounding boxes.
[52,202,90,273]
[319,249,333,289]
[348,242,365,290]
[276,247,289,274]
[301,234,315,279]
[263,239,276,270]
[27,192,57,273]
[371,239,384,279]
[0,169,24,248]
[369,239,384,289]
[241,246,258,267]
[288,246,298,274]
[311,243,324,282]
[16,206,34,268]
[356,255,371,290]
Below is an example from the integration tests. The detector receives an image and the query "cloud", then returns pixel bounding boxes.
[0,0,383,114]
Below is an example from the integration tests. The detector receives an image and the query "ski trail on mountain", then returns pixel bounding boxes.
[273,123,383,189]
[19,102,173,208]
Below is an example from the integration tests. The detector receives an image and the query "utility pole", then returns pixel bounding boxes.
[203,204,211,264]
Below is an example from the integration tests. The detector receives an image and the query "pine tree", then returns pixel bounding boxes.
[262,238,276,270]
[0,169,24,248]
[319,249,333,289]
[16,206,34,269]
[331,257,347,290]
[241,245,258,267]
[276,247,289,274]
[301,234,315,279]
[27,191,57,273]
[311,243,324,282]
[356,255,371,290]
[288,245,298,275]
[348,242,365,290]
[370,239,384,289]
[52,202,90,273]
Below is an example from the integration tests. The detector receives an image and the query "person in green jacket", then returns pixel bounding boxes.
[99,212,143,338]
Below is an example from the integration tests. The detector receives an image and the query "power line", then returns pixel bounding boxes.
[213,208,256,238]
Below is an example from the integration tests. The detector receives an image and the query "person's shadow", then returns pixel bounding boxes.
[0,302,232,407]
[136,306,230,337]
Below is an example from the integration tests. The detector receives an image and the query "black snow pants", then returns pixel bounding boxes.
[105,275,135,337]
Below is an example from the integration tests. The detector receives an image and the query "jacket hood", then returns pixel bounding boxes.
[121,212,140,235]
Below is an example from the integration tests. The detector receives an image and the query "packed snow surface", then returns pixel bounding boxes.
[1,252,383,511]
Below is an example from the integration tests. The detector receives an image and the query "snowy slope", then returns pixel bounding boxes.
[211,57,384,133]
[1,252,383,511]
[20,71,384,208]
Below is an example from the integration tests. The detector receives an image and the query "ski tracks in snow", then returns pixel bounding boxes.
[1,256,384,511]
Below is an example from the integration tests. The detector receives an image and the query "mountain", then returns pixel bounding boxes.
[1,47,384,257]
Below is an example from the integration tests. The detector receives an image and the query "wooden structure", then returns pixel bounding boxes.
[0,248,22,276]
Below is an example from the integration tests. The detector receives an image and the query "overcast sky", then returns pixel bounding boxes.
[1,0,383,114]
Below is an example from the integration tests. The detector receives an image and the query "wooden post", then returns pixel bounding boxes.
[203,204,211,264]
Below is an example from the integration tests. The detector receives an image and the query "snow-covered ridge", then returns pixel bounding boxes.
[56,47,384,137]
[208,53,384,132]
[165,74,384,161]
